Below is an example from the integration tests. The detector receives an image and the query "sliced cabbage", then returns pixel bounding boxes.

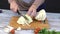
[4,26,14,33]
[35,9,46,21]
[17,27,21,30]
[17,14,33,26]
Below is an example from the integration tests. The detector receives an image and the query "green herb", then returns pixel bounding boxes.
[38,28,60,34]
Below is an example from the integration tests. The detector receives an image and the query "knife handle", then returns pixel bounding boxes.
[17,10,21,15]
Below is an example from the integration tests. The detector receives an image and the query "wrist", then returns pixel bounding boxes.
[31,4,37,9]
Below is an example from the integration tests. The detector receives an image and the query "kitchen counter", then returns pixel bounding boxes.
[0,9,60,34]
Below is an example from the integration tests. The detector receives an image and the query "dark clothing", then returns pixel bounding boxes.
[0,0,10,9]
[46,0,60,13]
[37,3,46,12]
[0,0,60,13]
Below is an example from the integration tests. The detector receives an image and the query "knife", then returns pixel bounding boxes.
[17,10,28,20]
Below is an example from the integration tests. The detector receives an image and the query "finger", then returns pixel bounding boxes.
[10,4,18,12]
[31,9,37,17]
[10,3,12,10]
[10,2,18,12]
[10,3,14,11]
[13,7,18,12]
[27,9,32,16]
[10,7,17,12]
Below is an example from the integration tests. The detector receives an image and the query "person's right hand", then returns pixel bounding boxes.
[10,0,18,12]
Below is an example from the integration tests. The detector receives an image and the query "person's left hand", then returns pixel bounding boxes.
[10,0,19,12]
[27,5,37,18]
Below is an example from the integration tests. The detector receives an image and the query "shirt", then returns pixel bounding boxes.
[22,0,32,3]
[15,0,35,10]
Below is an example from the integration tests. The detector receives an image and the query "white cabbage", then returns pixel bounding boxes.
[17,15,33,26]
[35,9,46,21]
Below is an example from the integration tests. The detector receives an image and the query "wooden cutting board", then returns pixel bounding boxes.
[9,16,49,30]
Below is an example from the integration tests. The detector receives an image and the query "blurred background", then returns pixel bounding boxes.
[46,0,60,13]
[0,0,60,13]
[0,0,10,9]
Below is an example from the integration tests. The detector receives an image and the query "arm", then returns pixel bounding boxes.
[31,0,45,9]
[8,0,19,12]
[27,0,45,17]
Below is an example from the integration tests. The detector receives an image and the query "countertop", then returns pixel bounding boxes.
[0,9,60,34]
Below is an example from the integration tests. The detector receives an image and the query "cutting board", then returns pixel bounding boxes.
[9,16,49,30]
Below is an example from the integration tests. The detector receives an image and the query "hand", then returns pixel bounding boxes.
[10,1,18,12]
[27,5,37,18]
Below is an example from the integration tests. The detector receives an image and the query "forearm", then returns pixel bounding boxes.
[31,0,45,9]
[8,0,16,3]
